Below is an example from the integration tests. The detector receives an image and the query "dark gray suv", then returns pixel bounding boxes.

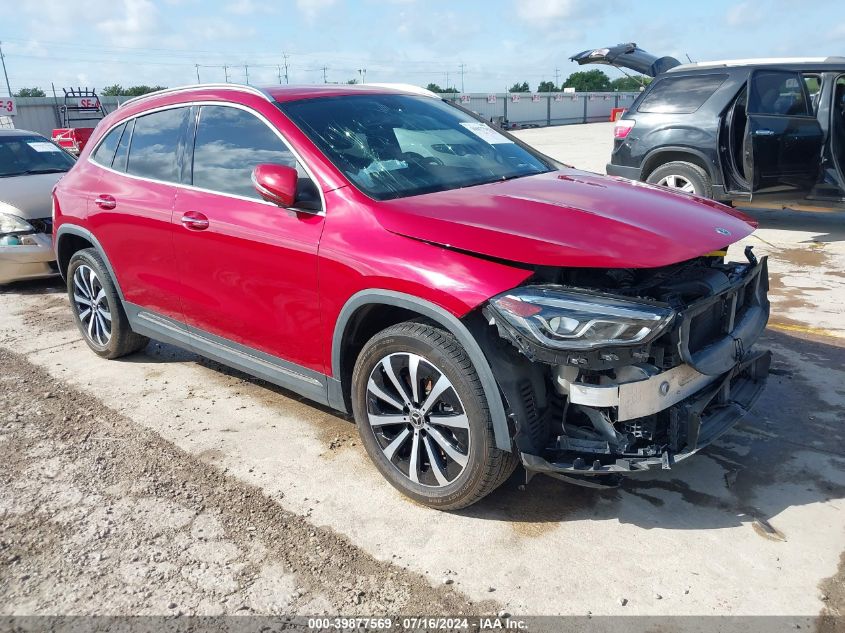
[572,43,845,211]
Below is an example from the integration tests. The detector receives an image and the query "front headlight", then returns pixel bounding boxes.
[0,212,34,236]
[488,286,675,351]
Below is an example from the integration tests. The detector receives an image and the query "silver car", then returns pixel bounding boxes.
[0,129,75,284]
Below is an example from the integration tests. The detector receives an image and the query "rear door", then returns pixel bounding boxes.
[744,69,824,196]
[87,106,192,320]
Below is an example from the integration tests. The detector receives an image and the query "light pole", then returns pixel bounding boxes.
[358,68,366,84]
[0,42,12,97]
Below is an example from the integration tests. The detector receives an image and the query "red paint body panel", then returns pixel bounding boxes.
[172,188,326,372]
[376,170,755,268]
[53,84,758,381]
[88,174,184,320]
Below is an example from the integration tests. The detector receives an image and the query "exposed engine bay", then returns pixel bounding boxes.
[480,248,771,486]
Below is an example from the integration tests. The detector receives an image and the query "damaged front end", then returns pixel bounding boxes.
[480,248,771,487]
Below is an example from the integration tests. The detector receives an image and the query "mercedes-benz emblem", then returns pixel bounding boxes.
[715,227,731,236]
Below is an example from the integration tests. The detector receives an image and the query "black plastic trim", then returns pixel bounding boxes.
[331,290,513,452]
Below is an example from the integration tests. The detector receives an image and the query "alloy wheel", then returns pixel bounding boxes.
[657,174,696,193]
[72,264,112,346]
[365,352,470,488]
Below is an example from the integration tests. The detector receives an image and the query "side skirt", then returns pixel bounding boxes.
[123,303,331,407]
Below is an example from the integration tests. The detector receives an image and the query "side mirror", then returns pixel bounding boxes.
[251,164,298,207]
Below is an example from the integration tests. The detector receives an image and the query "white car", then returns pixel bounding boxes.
[0,129,75,284]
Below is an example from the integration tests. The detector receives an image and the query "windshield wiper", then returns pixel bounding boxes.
[0,168,68,177]
[21,168,68,175]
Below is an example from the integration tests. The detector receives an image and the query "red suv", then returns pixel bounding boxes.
[53,83,771,509]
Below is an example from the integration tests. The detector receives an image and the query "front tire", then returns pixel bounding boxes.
[646,161,713,198]
[352,321,516,510]
[67,248,149,359]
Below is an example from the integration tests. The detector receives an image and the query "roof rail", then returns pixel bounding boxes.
[119,83,274,108]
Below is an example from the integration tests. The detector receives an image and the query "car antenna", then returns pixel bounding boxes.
[686,53,694,63]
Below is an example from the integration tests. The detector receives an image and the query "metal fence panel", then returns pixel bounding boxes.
[8,92,640,137]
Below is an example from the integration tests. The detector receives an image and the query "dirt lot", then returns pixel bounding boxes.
[1,123,843,627]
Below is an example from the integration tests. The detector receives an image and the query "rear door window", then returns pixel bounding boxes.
[748,70,812,116]
[191,105,298,200]
[637,74,728,114]
[91,123,125,167]
[126,107,191,182]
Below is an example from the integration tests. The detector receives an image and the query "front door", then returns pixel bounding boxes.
[744,69,824,200]
[172,103,325,373]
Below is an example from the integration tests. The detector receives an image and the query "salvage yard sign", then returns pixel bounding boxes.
[1,97,16,116]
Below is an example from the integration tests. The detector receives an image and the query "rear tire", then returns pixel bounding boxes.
[646,161,713,198]
[352,321,516,510]
[67,248,149,359]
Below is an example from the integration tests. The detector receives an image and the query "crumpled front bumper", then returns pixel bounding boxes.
[521,349,771,478]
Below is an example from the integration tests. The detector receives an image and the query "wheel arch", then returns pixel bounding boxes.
[330,290,513,452]
[641,147,719,184]
[55,225,125,300]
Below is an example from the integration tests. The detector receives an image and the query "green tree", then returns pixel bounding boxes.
[122,85,167,97]
[562,70,612,92]
[101,84,124,96]
[508,82,530,93]
[441,86,459,93]
[610,76,651,91]
[14,87,46,97]
[426,83,444,93]
[346,78,359,84]
[537,80,557,92]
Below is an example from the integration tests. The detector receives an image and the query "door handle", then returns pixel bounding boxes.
[753,129,775,136]
[94,195,116,210]
[181,211,209,231]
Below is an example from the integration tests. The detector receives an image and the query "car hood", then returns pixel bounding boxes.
[0,172,64,219]
[376,170,756,269]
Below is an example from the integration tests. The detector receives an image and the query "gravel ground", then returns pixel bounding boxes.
[0,347,496,618]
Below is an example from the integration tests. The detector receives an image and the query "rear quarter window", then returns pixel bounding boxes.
[637,74,728,114]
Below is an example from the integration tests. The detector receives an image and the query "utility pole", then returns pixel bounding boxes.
[195,64,201,84]
[458,62,466,93]
[322,66,328,83]
[223,65,229,82]
[445,70,450,91]
[276,65,283,84]
[244,64,249,85]
[554,67,560,88]
[0,42,11,97]
[282,52,290,84]
[358,68,366,84]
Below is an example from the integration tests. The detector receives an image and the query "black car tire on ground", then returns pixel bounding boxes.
[646,161,714,199]
[67,248,149,359]
[352,321,517,510]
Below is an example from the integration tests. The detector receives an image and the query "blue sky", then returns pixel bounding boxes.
[2,0,844,94]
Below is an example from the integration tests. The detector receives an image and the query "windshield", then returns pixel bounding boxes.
[0,135,75,177]
[280,94,553,200]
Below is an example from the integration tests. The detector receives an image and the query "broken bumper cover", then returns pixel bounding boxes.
[521,349,771,476]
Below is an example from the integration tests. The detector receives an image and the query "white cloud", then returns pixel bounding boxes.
[225,0,276,15]
[726,2,764,28]
[515,0,578,26]
[296,0,337,22]
[95,0,162,47]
